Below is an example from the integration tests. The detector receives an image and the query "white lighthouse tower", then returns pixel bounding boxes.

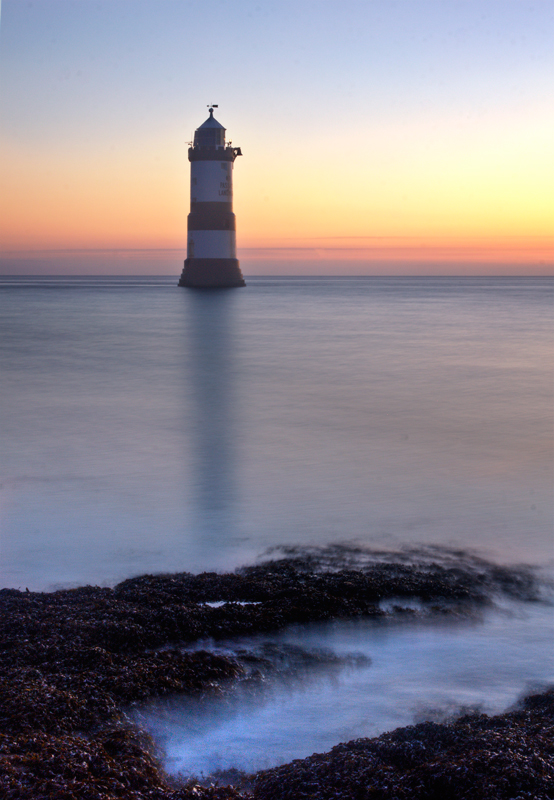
[178,107,245,288]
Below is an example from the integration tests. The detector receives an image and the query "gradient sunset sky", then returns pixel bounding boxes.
[0,0,552,275]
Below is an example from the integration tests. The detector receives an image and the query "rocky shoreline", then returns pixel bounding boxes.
[1,547,552,798]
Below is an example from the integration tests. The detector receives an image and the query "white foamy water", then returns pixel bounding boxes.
[138,600,553,777]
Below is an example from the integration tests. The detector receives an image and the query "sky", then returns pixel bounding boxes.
[0,0,552,276]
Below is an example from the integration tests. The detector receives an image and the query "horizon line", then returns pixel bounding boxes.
[1,273,552,279]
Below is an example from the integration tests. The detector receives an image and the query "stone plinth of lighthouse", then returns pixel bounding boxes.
[178,107,245,288]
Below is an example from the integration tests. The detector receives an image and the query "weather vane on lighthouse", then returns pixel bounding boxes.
[178,106,245,288]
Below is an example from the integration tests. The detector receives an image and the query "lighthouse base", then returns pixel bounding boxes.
[178,258,245,288]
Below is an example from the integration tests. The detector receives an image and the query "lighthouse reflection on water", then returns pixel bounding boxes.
[182,289,241,559]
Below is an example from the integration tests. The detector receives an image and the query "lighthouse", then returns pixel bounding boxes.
[178,107,245,288]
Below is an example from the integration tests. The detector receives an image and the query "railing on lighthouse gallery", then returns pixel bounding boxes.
[178,106,246,288]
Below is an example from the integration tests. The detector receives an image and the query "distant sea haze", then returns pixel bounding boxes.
[0,275,551,590]
[1,245,552,277]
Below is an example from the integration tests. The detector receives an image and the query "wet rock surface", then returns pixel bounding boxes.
[1,547,551,798]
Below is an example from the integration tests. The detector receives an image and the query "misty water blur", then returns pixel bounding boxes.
[137,599,553,778]
[0,276,551,590]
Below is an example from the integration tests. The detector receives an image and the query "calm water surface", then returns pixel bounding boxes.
[1,275,552,773]
[1,276,551,588]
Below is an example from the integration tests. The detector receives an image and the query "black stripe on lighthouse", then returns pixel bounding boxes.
[188,203,236,231]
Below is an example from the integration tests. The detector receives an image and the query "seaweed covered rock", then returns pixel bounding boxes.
[0,550,550,799]
[253,688,554,800]
[0,727,242,799]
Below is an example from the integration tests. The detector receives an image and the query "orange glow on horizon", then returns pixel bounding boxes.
[1,114,552,273]
[238,236,554,265]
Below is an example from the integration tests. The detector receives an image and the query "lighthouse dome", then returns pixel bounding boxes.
[193,109,226,148]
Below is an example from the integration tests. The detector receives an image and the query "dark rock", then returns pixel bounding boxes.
[0,549,550,799]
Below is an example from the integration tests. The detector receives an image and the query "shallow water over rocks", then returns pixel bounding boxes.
[140,597,553,778]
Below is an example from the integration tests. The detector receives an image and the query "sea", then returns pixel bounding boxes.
[1,275,552,776]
